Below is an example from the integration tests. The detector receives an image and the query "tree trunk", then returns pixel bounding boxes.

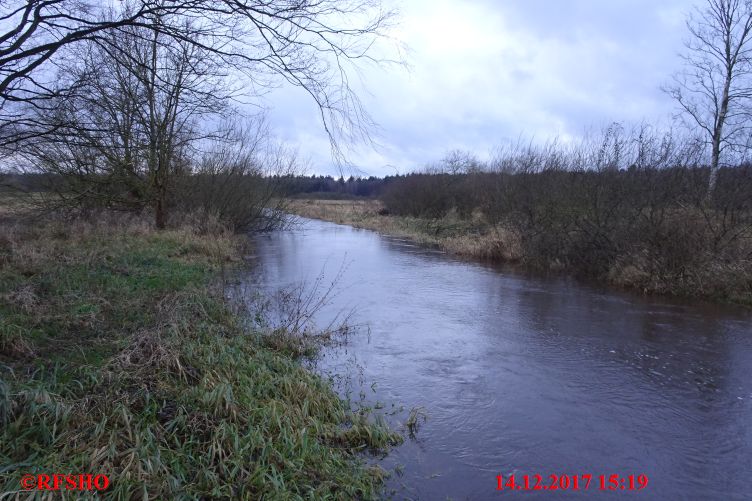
[154,175,168,230]
[709,132,721,196]
[709,64,732,201]
[155,196,166,229]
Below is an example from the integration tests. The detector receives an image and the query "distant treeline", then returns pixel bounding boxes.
[3,171,394,199]
[281,174,392,198]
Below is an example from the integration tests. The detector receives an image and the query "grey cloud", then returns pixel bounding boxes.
[259,0,699,176]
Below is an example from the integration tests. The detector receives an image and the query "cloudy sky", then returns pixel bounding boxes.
[262,0,695,176]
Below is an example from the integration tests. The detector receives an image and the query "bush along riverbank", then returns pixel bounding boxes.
[0,213,400,499]
[287,193,752,307]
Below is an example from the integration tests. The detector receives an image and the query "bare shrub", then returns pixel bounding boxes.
[379,125,752,300]
[233,262,357,357]
[172,121,294,232]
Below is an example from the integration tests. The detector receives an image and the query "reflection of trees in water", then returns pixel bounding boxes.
[480,272,750,404]
[476,274,752,494]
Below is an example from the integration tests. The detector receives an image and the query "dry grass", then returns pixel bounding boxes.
[0,190,39,219]
[289,199,752,304]
[287,199,524,262]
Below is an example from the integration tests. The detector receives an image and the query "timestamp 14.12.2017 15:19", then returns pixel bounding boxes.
[496,474,649,492]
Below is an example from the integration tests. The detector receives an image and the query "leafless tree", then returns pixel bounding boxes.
[16,13,232,227]
[666,0,752,195]
[0,0,399,155]
[175,118,299,232]
[433,149,484,174]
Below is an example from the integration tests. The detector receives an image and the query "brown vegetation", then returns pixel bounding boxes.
[288,159,752,305]
[287,199,524,262]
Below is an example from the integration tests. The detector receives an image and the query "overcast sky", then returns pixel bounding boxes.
[262,0,695,176]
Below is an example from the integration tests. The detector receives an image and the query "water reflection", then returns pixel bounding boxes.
[247,218,752,500]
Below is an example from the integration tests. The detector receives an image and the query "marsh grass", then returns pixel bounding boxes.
[236,259,363,362]
[0,213,400,499]
[287,199,523,263]
[287,198,752,304]
[404,407,428,439]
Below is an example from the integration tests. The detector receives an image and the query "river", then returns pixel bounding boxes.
[246,217,752,500]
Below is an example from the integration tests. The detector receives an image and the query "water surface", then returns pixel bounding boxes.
[247,218,752,500]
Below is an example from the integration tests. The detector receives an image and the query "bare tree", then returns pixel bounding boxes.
[0,0,398,155]
[16,13,232,227]
[433,149,484,174]
[176,119,298,232]
[666,0,752,195]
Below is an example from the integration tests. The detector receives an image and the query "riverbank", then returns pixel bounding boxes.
[260,200,752,500]
[287,199,752,305]
[288,199,523,261]
[0,212,398,498]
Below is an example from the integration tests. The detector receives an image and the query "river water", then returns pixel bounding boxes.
[246,217,752,500]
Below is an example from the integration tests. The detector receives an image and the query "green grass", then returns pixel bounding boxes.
[0,216,400,499]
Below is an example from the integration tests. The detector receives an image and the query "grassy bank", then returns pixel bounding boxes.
[287,198,752,305]
[0,213,399,499]
[288,199,522,262]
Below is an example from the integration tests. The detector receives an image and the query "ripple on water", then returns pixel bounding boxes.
[248,218,752,500]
